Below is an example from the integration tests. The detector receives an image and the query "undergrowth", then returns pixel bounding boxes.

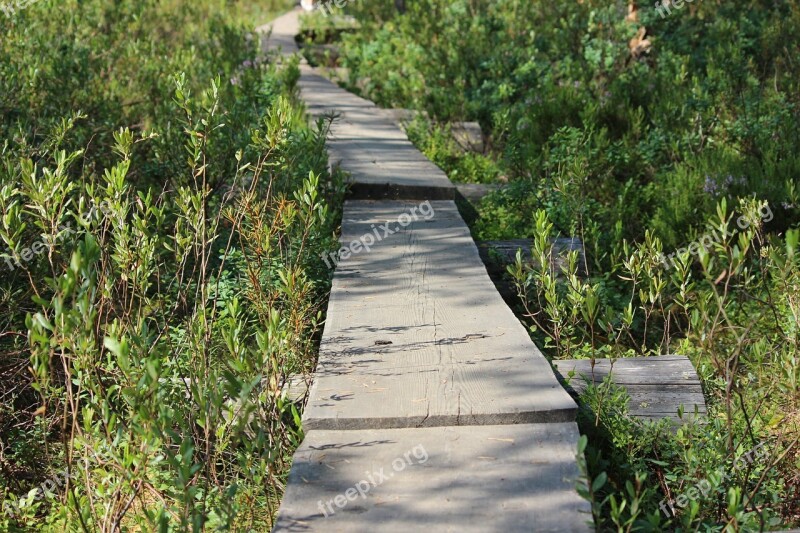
[1,0,346,530]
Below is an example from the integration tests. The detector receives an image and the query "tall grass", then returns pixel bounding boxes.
[1,0,345,530]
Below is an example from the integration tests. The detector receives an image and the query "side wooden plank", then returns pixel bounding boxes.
[553,356,707,423]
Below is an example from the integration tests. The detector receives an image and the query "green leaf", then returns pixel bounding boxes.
[592,471,607,493]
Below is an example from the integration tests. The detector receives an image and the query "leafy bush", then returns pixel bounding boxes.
[333,0,800,249]
[0,0,346,529]
[404,117,499,184]
[509,202,799,529]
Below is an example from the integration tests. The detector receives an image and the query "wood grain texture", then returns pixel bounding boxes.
[477,238,587,276]
[273,423,592,532]
[475,238,586,304]
[304,201,578,430]
[553,356,707,423]
[455,183,501,202]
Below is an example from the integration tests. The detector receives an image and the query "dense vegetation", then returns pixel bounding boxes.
[0,0,344,530]
[302,1,800,530]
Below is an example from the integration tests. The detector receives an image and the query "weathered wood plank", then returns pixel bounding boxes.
[257,9,301,56]
[304,201,578,430]
[455,183,501,202]
[478,238,587,276]
[306,95,456,199]
[282,374,311,404]
[552,356,707,422]
[273,423,592,532]
[451,121,484,153]
[378,107,418,125]
[475,238,586,304]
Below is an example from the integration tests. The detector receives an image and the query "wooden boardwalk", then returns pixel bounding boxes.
[261,9,592,531]
[275,423,588,532]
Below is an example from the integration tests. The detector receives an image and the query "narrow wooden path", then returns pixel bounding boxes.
[261,9,592,531]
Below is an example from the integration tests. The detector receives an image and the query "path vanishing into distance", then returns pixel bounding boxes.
[260,9,592,532]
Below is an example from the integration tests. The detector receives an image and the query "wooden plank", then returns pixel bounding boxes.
[455,183,501,202]
[282,374,311,404]
[475,238,586,304]
[554,356,703,385]
[298,69,377,112]
[378,108,418,124]
[552,356,707,422]
[257,9,301,56]
[304,201,578,430]
[261,14,455,199]
[300,84,456,199]
[273,423,592,532]
[478,238,587,276]
[451,121,484,153]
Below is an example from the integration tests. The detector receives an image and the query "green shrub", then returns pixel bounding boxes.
[0,0,348,529]
[404,117,499,184]
[509,204,798,529]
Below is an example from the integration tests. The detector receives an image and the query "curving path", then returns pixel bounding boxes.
[259,9,592,532]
